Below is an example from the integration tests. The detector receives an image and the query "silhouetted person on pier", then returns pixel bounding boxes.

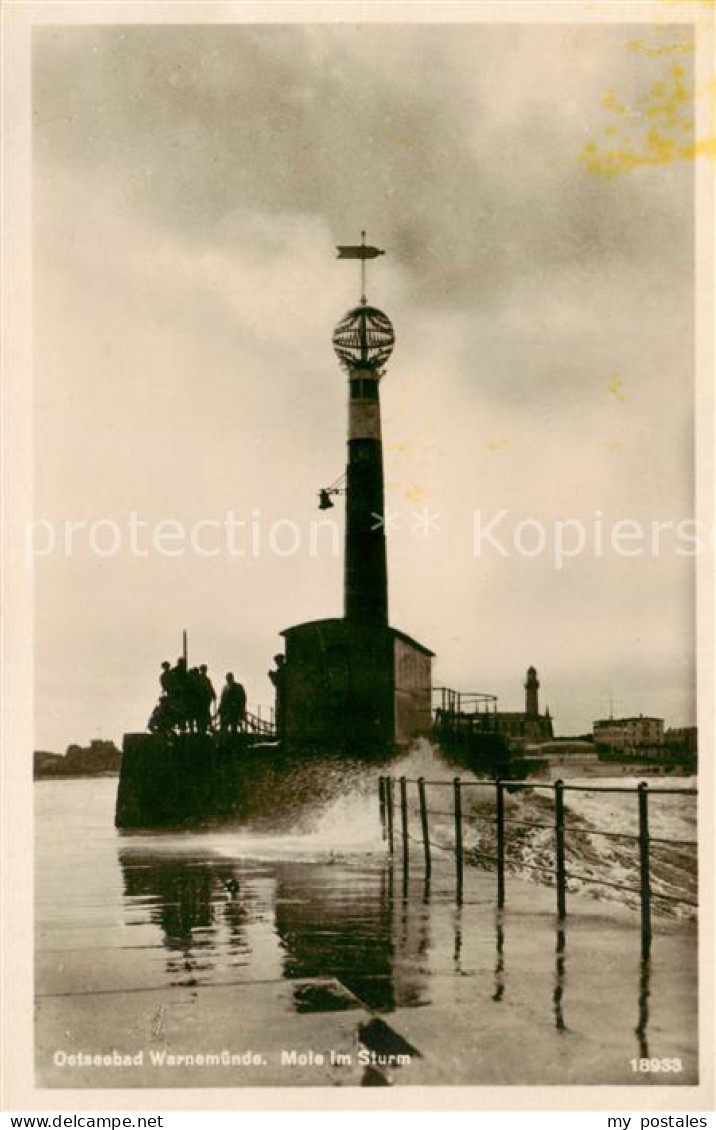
[149,660,180,733]
[219,673,246,736]
[186,667,204,733]
[195,664,216,734]
[148,700,169,735]
[168,657,190,731]
[268,654,286,738]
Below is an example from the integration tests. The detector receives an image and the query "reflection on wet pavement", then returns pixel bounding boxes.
[35,779,697,1085]
[112,842,659,1059]
[636,959,651,1060]
[492,916,505,1002]
[118,850,430,1012]
[553,926,567,1031]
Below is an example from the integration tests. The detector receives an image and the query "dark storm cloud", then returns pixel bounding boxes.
[34,23,693,316]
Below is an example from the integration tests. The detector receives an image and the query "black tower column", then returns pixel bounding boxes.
[345,366,388,624]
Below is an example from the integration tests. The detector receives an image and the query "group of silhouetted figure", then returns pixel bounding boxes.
[149,657,247,737]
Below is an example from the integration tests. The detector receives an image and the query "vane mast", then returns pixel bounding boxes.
[335,230,386,306]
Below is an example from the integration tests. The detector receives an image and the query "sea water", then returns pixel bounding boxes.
[33,748,700,1088]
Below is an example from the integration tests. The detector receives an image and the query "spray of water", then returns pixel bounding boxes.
[201,739,456,863]
[118,740,697,917]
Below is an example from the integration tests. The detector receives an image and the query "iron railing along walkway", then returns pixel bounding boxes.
[378,775,697,961]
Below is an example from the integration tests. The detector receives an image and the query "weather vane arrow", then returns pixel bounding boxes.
[336,231,385,304]
[336,244,385,260]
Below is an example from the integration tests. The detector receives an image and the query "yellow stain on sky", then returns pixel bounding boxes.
[484,436,510,452]
[584,133,716,175]
[386,481,428,502]
[608,375,628,402]
[388,431,444,459]
[604,438,624,453]
[659,1,714,8]
[583,41,714,176]
[404,483,427,503]
[627,38,695,56]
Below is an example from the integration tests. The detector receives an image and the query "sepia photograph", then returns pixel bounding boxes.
[2,0,714,1112]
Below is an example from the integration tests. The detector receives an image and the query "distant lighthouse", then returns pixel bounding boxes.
[525,666,540,716]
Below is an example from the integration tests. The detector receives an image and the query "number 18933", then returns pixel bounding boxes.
[629,1058,683,1073]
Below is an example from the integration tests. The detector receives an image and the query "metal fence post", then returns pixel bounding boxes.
[554,779,566,920]
[386,777,394,855]
[400,776,409,867]
[496,778,505,908]
[638,782,652,962]
[378,776,386,842]
[418,777,432,878]
[453,777,464,903]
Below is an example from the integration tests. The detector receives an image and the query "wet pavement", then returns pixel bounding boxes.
[35,778,698,1088]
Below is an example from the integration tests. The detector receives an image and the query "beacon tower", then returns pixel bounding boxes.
[333,303,394,624]
[279,241,433,752]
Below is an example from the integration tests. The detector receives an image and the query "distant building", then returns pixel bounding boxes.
[494,666,554,745]
[33,750,63,776]
[593,715,664,749]
[665,726,698,755]
[34,740,121,778]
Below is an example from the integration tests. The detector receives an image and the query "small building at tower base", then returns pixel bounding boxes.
[280,618,433,753]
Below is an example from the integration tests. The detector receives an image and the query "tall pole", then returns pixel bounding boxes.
[400,776,409,870]
[453,777,464,904]
[360,229,367,305]
[555,779,567,921]
[386,777,395,855]
[638,782,652,962]
[418,777,432,878]
[496,779,506,909]
[182,629,188,667]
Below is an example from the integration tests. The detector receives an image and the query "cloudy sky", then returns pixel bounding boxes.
[33,20,698,751]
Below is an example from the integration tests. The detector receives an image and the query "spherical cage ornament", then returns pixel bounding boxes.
[332,305,395,373]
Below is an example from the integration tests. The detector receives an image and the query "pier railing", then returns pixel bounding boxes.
[433,687,498,716]
[378,776,697,960]
[432,687,499,741]
[243,708,276,737]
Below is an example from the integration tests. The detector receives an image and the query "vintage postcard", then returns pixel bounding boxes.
[2,0,714,1113]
